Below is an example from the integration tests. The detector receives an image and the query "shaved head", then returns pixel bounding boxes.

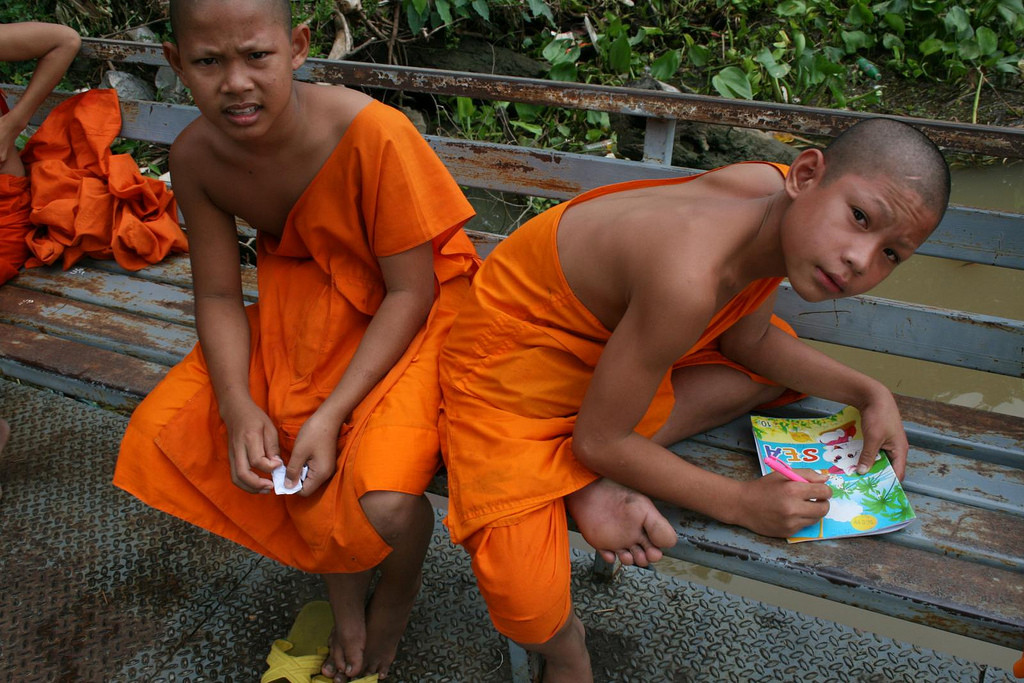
[821,118,951,222]
[169,0,292,39]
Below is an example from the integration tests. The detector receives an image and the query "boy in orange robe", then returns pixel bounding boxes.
[438,119,950,681]
[112,0,477,679]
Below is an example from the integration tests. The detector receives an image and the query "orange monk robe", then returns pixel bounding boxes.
[114,101,479,574]
[0,173,32,285]
[19,88,186,271]
[0,90,32,284]
[441,162,799,544]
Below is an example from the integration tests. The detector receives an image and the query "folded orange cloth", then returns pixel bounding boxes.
[20,88,186,271]
[114,101,479,573]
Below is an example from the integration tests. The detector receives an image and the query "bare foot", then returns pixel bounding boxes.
[361,566,422,678]
[566,478,677,567]
[321,570,373,682]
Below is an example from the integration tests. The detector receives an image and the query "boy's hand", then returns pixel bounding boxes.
[858,390,909,480]
[222,400,281,494]
[288,410,342,496]
[737,472,832,538]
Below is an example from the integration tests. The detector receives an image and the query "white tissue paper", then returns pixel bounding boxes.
[272,464,309,495]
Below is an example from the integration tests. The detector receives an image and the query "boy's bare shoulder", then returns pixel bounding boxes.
[692,162,787,198]
[297,81,376,134]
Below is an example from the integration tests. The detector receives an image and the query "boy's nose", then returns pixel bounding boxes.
[842,241,873,276]
[220,63,253,93]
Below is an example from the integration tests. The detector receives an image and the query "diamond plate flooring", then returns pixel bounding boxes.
[0,378,1015,682]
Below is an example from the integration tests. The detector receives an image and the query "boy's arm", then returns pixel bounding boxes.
[572,279,831,538]
[170,144,280,494]
[0,23,80,165]
[719,293,909,478]
[287,241,436,494]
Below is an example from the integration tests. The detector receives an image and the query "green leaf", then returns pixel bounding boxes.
[841,30,872,52]
[411,0,428,16]
[976,26,999,55]
[919,37,946,56]
[513,102,545,122]
[688,44,711,67]
[456,96,476,121]
[776,0,806,17]
[755,48,791,78]
[608,34,633,73]
[712,66,754,99]
[943,6,972,39]
[542,39,579,66]
[526,0,554,25]
[436,0,453,24]
[958,39,981,60]
[548,62,578,82]
[510,120,543,135]
[406,2,425,33]
[845,2,874,27]
[793,30,806,58]
[883,12,906,34]
[650,49,682,80]
[471,0,489,21]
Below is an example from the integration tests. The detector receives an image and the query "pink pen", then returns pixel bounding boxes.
[764,455,810,483]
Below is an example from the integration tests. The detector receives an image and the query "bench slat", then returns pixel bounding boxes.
[0,285,195,366]
[664,440,1024,649]
[774,284,1024,376]
[12,266,195,324]
[0,323,165,406]
[767,396,1024,467]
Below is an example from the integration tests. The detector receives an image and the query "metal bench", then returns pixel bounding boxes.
[1,38,1021,675]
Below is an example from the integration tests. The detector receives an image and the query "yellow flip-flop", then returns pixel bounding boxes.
[262,600,379,683]
[261,601,334,683]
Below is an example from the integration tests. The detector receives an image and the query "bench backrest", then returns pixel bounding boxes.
[5,38,1023,380]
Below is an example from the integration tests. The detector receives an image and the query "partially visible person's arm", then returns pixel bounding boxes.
[572,274,832,539]
[720,293,909,479]
[287,241,436,495]
[169,141,281,495]
[0,22,81,167]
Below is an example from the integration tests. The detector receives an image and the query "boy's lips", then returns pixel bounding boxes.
[223,103,261,123]
[816,267,846,294]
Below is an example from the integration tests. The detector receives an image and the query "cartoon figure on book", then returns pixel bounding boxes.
[438,117,949,681]
[113,0,478,681]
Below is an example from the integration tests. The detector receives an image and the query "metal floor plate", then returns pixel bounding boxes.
[0,378,1015,682]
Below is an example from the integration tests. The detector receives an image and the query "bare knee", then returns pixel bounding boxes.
[359,491,431,545]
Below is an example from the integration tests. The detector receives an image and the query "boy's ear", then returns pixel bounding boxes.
[163,41,187,85]
[785,148,825,199]
[290,24,311,70]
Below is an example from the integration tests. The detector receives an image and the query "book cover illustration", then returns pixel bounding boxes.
[749,406,916,543]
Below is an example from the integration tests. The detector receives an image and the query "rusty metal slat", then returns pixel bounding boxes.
[663,525,1024,650]
[659,440,1024,648]
[0,285,196,366]
[759,396,1024,469]
[86,257,260,302]
[0,323,166,403]
[77,38,1024,158]
[12,266,195,326]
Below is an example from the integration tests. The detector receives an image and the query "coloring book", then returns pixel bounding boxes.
[749,406,916,543]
